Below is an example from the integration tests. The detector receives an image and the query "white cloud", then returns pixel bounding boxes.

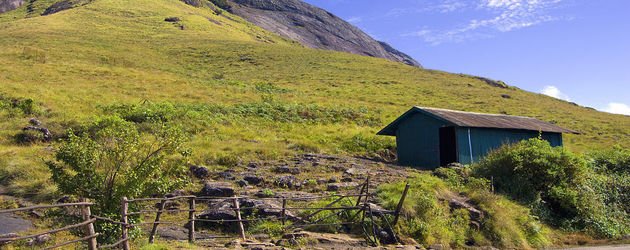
[346,16,362,24]
[541,85,571,101]
[602,103,630,116]
[403,0,567,45]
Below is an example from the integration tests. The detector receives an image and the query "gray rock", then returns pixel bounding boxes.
[243,175,264,185]
[326,184,339,192]
[449,199,483,221]
[275,175,298,188]
[0,0,23,14]
[230,0,422,67]
[198,200,237,222]
[200,182,235,197]
[237,179,248,187]
[275,165,300,174]
[28,118,41,126]
[27,234,51,246]
[189,165,210,179]
[164,16,181,22]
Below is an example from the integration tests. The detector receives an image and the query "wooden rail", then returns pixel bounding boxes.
[0,178,410,248]
[0,201,98,250]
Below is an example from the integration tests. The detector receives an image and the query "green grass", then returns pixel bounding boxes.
[0,0,628,219]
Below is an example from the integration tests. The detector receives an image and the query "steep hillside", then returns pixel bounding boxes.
[0,0,628,197]
[227,0,422,67]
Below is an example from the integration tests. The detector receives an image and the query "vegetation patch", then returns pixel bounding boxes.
[473,138,630,238]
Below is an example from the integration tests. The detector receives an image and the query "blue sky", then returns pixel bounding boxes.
[303,0,630,115]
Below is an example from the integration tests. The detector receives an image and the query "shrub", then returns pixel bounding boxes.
[342,134,396,160]
[0,93,42,116]
[46,116,190,242]
[473,138,630,238]
[379,174,552,248]
[209,0,231,11]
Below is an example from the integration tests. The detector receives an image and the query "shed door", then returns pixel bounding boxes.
[439,127,458,166]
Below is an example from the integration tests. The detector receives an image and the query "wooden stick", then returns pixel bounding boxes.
[299,195,347,223]
[149,198,167,244]
[0,202,93,214]
[42,233,100,250]
[120,197,130,250]
[232,197,246,241]
[281,197,287,225]
[188,197,195,244]
[0,218,96,242]
[98,238,128,249]
[80,199,98,250]
[392,183,410,226]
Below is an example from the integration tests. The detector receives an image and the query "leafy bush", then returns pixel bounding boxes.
[342,134,396,159]
[589,146,630,174]
[209,0,231,11]
[46,116,190,242]
[473,138,630,238]
[0,93,41,116]
[104,101,380,126]
[378,173,551,248]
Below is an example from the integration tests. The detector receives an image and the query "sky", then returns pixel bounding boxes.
[302,0,630,115]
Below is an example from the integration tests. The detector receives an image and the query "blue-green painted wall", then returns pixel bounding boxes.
[455,127,563,165]
[394,112,564,168]
[396,112,447,167]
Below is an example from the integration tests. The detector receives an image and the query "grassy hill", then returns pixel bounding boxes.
[0,0,629,200]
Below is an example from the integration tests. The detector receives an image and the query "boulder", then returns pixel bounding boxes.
[247,162,259,169]
[189,165,209,179]
[243,175,264,185]
[449,198,483,221]
[164,17,181,22]
[200,182,235,197]
[197,200,236,222]
[275,176,298,188]
[28,118,41,126]
[237,179,248,187]
[275,165,301,174]
[27,234,51,246]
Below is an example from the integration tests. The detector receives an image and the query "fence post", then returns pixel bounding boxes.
[149,198,167,244]
[281,197,287,226]
[392,183,410,226]
[232,197,246,241]
[188,197,196,244]
[80,199,98,250]
[121,197,130,250]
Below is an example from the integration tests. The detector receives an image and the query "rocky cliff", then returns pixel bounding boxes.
[0,0,23,13]
[228,0,422,67]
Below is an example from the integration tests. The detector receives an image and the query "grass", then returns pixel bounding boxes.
[377,173,554,249]
[0,0,628,246]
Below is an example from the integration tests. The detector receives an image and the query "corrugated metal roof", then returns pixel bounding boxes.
[378,107,579,135]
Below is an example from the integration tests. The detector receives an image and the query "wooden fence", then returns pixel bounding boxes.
[0,178,410,249]
[0,200,98,250]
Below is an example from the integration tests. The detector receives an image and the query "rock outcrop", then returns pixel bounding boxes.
[0,0,24,13]
[228,0,422,67]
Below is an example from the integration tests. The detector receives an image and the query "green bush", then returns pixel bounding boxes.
[379,174,551,248]
[46,116,190,242]
[0,93,41,116]
[342,134,396,159]
[473,138,630,238]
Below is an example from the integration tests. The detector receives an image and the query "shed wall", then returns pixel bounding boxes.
[396,112,447,167]
[455,128,563,165]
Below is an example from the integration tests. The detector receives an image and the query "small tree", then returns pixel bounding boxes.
[47,116,190,241]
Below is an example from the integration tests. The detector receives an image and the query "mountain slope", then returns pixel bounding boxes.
[227,0,422,67]
[0,0,628,198]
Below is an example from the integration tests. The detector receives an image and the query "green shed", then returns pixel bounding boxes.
[377,107,578,168]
